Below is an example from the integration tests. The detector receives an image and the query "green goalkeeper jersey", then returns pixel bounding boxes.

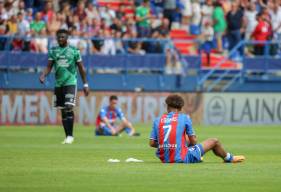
[48,46,82,87]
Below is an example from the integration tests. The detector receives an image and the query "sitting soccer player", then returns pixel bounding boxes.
[95,95,140,136]
[149,94,245,163]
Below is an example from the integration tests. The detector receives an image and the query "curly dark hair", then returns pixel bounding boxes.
[109,95,118,101]
[165,94,184,110]
[56,29,69,36]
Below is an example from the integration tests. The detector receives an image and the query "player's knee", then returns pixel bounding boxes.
[209,138,219,146]
[122,121,132,128]
[213,138,220,145]
[127,121,132,127]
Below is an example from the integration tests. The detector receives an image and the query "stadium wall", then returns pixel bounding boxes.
[0,72,198,92]
[2,72,281,92]
[204,93,281,125]
[1,90,281,125]
[0,91,203,125]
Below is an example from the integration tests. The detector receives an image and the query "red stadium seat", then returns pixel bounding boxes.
[170,29,198,55]
[98,0,134,11]
[201,53,240,69]
[170,29,239,69]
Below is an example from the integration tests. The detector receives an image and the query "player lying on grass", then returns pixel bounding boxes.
[95,95,140,136]
[149,94,245,163]
[39,29,89,144]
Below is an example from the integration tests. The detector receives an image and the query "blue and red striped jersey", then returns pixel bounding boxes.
[96,106,125,127]
[150,112,195,163]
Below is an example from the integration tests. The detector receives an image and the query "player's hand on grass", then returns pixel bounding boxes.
[39,74,45,84]
[109,126,117,135]
[111,129,116,135]
[112,131,117,136]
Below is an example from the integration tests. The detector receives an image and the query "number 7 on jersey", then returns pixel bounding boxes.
[163,125,172,142]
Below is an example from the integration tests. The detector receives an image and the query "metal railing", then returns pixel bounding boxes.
[2,35,281,92]
[0,35,173,54]
[0,35,201,72]
[198,40,281,92]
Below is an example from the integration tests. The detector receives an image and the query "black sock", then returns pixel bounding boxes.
[66,111,74,137]
[62,119,69,136]
[61,110,68,137]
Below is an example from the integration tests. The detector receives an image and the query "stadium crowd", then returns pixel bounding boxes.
[0,0,280,56]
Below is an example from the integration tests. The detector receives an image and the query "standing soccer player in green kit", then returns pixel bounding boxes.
[39,29,89,144]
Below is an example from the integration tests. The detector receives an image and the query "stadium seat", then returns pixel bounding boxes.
[170,29,198,55]
[201,53,240,69]
[98,0,134,12]
[170,29,240,69]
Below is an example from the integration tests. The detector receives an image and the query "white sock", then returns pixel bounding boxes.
[224,153,231,161]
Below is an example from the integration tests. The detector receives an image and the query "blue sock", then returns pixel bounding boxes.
[224,153,233,162]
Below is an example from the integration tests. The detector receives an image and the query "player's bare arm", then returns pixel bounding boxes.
[39,60,53,84]
[188,135,197,146]
[102,116,117,135]
[77,61,89,96]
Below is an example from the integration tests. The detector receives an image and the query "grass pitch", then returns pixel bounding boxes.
[0,124,281,192]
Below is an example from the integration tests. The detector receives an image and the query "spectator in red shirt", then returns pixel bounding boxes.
[42,1,55,23]
[251,11,273,55]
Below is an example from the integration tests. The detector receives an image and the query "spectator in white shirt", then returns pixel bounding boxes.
[101,29,116,55]
[270,2,281,55]
[201,0,213,28]
[5,0,17,19]
[201,21,214,66]
[181,0,192,31]
[244,2,258,40]
[85,3,99,21]
[68,26,80,47]
[17,12,30,51]
[0,1,8,20]
[190,0,201,35]
[99,6,115,27]
[270,3,281,40]
[17,12,30,36]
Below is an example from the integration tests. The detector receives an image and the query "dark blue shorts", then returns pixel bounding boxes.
[184,144,205,163]
[95,126,113,136]
[201,41,213,53]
